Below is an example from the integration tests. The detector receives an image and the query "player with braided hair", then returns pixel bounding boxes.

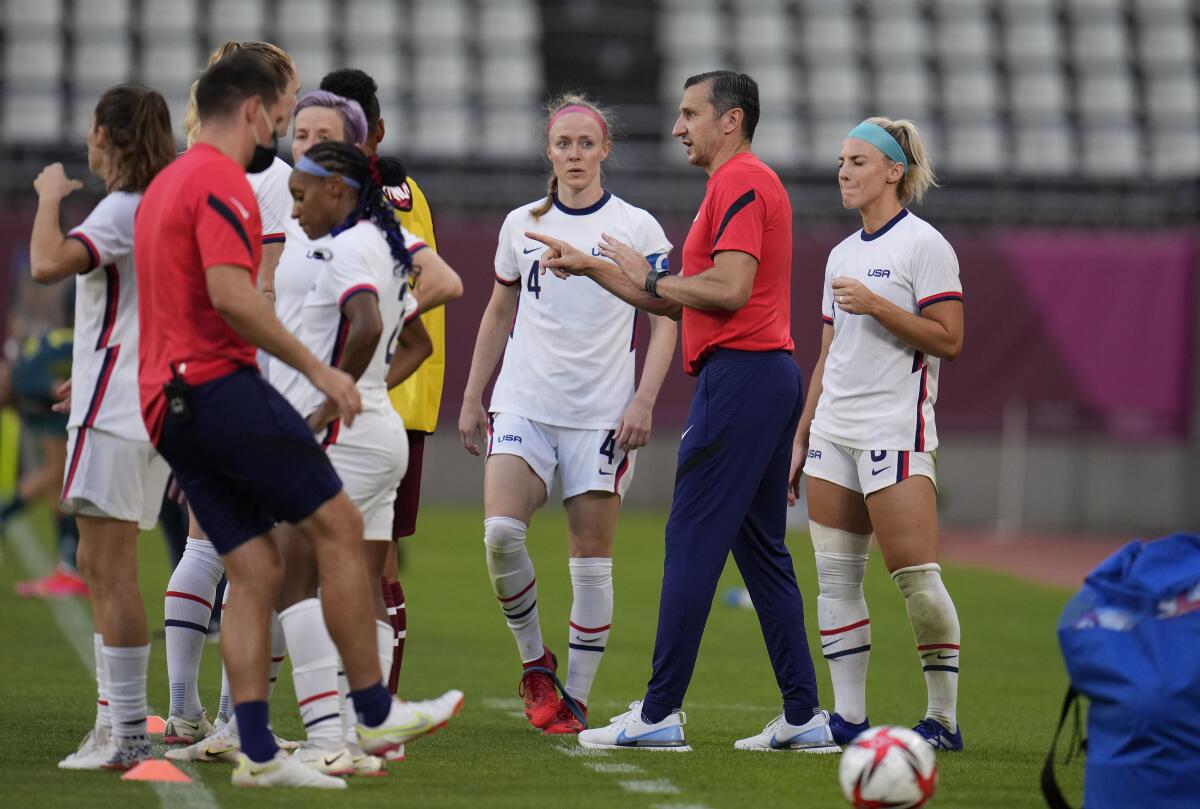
[268,139,463,776]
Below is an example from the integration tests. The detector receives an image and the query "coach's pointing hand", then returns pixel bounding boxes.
[525,231,591,278]
[310,365,362,427]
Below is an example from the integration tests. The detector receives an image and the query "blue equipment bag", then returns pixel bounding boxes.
[1042,533,1200,808]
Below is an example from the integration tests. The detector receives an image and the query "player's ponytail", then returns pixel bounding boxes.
[93,84,175,192]
[303,141,413,273]
[864,116,939,205]
[530,93,616,219]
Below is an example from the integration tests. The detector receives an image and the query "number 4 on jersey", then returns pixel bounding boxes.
[527,260,542,299]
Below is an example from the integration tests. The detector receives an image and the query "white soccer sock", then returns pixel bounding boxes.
[893,563,961,729]
[565,557,613,706]
[484,517,544,663]
[269,610,286,698]
[811,522,872,725]
[102,644,150,741]
[165,538,223,719]
[376,619,394,679]
[280,599,343,745]
[217,584,232,722]
[93,633,110,730]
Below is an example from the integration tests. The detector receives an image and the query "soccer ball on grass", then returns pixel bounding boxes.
[837,725,938,809]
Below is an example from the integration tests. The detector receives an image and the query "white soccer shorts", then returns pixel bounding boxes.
[61,427,171,529]
[804,433,936,497]
[327,410,409,541]
[487,412,636,500]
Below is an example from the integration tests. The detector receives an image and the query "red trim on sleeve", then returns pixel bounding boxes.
[407,241,427,254]
[67,232,101,271]
[338,284,378,308]
[821,314,834,324]
[917,291,963,309]
[404,308,421,324]
[495,273,519,287]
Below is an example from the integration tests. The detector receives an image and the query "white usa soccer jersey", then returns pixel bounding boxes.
[812,209,962,452]
[247,156,292,246]
[268,216,333,407]
[292,220,426,429]
[66,191,150,442]
[490,191,672,429]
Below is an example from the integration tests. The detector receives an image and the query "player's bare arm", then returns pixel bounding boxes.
[30,163,89,283]
[257,241,284,303]
[205,263,362,424]
[458,280,520,455]
[789,323,834,506]
[615,313,677,451]
[385,315,433,391]
[305,292,383,432]
[832,277,963,360]
[409,249,463,312]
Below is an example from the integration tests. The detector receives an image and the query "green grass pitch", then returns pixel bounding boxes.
[1,506,1082,808]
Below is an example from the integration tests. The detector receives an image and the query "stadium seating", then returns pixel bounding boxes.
[0,0,1195,177]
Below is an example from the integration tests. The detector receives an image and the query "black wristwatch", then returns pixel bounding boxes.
[644,269,670,298]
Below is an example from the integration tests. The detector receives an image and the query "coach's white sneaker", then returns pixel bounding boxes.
[356,690,464,755]
[733,711,841,753]
[58,725,115,770]
[577,701,691,751]
[291,742,355,776]
[166,717,239,763]
[164,712,213,745]
[231,751,347,789]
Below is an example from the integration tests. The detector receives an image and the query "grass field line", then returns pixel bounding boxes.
[8,516,221,809]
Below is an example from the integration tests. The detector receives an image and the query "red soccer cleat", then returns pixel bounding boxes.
[542,699,587,735]
[519,647,561,729]
[15,566,89,598]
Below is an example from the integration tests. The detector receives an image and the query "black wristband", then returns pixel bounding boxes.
[645,269,669,298]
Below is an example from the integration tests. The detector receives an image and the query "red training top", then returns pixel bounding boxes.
[679,151,794,375]
[135,143,263,442]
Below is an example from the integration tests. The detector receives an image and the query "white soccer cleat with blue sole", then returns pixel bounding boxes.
[733,710,841,753]
[577,701,691,752]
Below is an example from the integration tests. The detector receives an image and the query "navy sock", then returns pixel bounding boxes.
[639,698,673,725]
[784,706,820,726]
[233,700,279,763]
[349,681,392,728]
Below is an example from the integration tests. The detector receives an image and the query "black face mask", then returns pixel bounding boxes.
[247,107,278,174]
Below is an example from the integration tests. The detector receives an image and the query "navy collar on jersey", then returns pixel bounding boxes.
[553,190,611,216]
[860,208,908,242]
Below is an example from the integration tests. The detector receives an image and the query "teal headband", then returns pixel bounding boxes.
[846,121,908,174]
[295,154,362,189]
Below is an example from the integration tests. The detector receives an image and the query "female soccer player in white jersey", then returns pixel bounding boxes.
[458,95,677,735]
[162,40,300,748]
[792,117,965,752]
[29,85,175,770]
[276,140,462,773]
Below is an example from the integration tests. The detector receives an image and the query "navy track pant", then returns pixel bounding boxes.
[641,349,820,721]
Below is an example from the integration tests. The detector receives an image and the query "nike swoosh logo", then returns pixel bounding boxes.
[323,754,344,767]
[616,728,675,745]
[245,762,276,776]
[598,469,612,476]
[382,715,431,734]
[574,634,603,643]
[821,639,841,648]
[681,425,694,441]
[937,653,959,660]
[523,246,542,254]
[871,466,891,476]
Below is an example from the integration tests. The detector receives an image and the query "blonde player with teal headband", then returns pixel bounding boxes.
[791,117,966,752]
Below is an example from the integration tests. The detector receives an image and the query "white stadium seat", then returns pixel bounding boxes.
[278,0,334,40]
[141,0,198,37]
[1150,128,1200,178]
[413,103,471,156]
[1076,71,1136,123]
[1071,19,1129,69]
[344,0,403,42]
[937,16,995,66]
[1014,120,1075,176]
[4,0,62,31]
[414,50,470,99]
[479,0,540,52]
[1009,70,1070,121]
[944,119,1006,173]
[942,68,1001,118]
[481,53,542,103]
[1144,73,1200,125]
[874,64,933,119]
[71,0,131,33]
[72,38,134,89]
[869,13,926,62]
[1137,20,1195,73]
[1003,19,1061,65]
[4,36,63,88]
[2,92,62,142]
[208,0,266,43]
[1081,126,1142,177]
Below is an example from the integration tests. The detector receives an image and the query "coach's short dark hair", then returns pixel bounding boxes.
[194,50,281,124]
[320,69,381,132]
[684,70,760,141]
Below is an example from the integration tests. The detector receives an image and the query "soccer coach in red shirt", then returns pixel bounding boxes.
[135,51,412,781]
[531,71,834,752]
